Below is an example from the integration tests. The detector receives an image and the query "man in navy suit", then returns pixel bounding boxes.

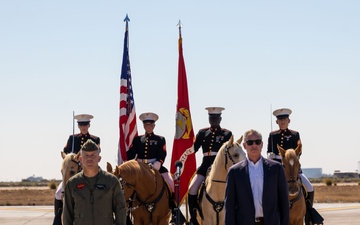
[225,129,289,225]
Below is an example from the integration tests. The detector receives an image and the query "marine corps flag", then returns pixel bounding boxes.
[170,21,196,205]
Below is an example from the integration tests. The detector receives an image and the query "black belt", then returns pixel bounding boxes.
[255,217,264,224]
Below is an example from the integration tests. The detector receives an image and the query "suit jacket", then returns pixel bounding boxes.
[225,157,289,225]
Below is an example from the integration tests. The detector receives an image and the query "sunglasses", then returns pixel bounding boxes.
[245,139,262,145]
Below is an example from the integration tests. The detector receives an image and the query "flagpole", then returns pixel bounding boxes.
[177,19,190,223]
[177,20,182,38]
[124,13,130,26]
[269,104,275,159]
[71,111,75,153]
[118,13,138,167]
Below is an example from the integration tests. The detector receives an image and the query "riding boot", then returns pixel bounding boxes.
[169,193,186,224]
[188,194,200,225]
[52,198,63,225]
[306,191,324,225]
[307,191,314,207]
[305,191,313,225]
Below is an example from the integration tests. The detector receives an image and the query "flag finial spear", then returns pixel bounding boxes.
[177,20,183,38]
[124,14,130,30]
[124,14,130,22]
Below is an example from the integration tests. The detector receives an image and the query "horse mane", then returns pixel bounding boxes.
[283,149,298,162]
[283,149,300,175]
[278,144,302,169]
[119,160,158,193]
[208,142,228,179]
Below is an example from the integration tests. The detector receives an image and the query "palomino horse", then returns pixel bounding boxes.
[199,135,246,225]
[107,160,170,225]
[278,144,306,225]
[56,152,81,224]
[61,151,81,185]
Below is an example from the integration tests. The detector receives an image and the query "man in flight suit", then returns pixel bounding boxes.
[53,114,100,225]
[63,139,126,225]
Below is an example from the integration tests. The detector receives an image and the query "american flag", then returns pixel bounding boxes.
[118,15,137,165]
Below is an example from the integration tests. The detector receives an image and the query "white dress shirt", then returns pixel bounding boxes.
[247,157,264,218]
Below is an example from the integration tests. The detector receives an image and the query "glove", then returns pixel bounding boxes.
[153,161,161,170]
[267,152,275,159]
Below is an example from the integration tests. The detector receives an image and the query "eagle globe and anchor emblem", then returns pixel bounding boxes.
[175,107,192,140]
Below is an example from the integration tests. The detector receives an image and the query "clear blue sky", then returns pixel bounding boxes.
[1,1,359,181]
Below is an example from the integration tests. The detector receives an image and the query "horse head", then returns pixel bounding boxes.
[277,146,306,225]
[61,151,81,185]
[106,160,158,199]
[201,136,247,224]
[106,162,134,199]
[277,144,302,195]
[215,135,246,172]
[107,161,170,224]
[106,162,122,179]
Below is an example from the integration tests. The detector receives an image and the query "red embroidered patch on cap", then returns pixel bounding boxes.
[76,183,85,190]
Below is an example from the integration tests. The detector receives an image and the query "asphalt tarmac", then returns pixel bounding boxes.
[0,203,359,225]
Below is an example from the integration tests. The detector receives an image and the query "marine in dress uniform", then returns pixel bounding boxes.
[267,108,300,163]
[63,114,100,154]
[53,114,100,225]
[127,112,186,224]
[127,112,167,172]
[267,108,322,225]
[188,107,232,225]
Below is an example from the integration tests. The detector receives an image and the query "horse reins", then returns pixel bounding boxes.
[224,144,236,171]
[118,167,165,222]
[283,162,303,208]
[206,144,237,225]
[289,185,303,208]
[212,144,236,183]
[118,177,138,214]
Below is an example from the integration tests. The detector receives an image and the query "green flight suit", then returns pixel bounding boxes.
[63,168,126,225]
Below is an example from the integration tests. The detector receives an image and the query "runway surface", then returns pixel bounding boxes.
[1,203,360,225]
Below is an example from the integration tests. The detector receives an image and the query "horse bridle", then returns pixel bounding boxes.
[224,144,237,170]
[118,169,165,221]
[71,159,82,173]
[118,177,138,214]
[205,143,237,225]
[283,162,303,208]
[212,144,237,184]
